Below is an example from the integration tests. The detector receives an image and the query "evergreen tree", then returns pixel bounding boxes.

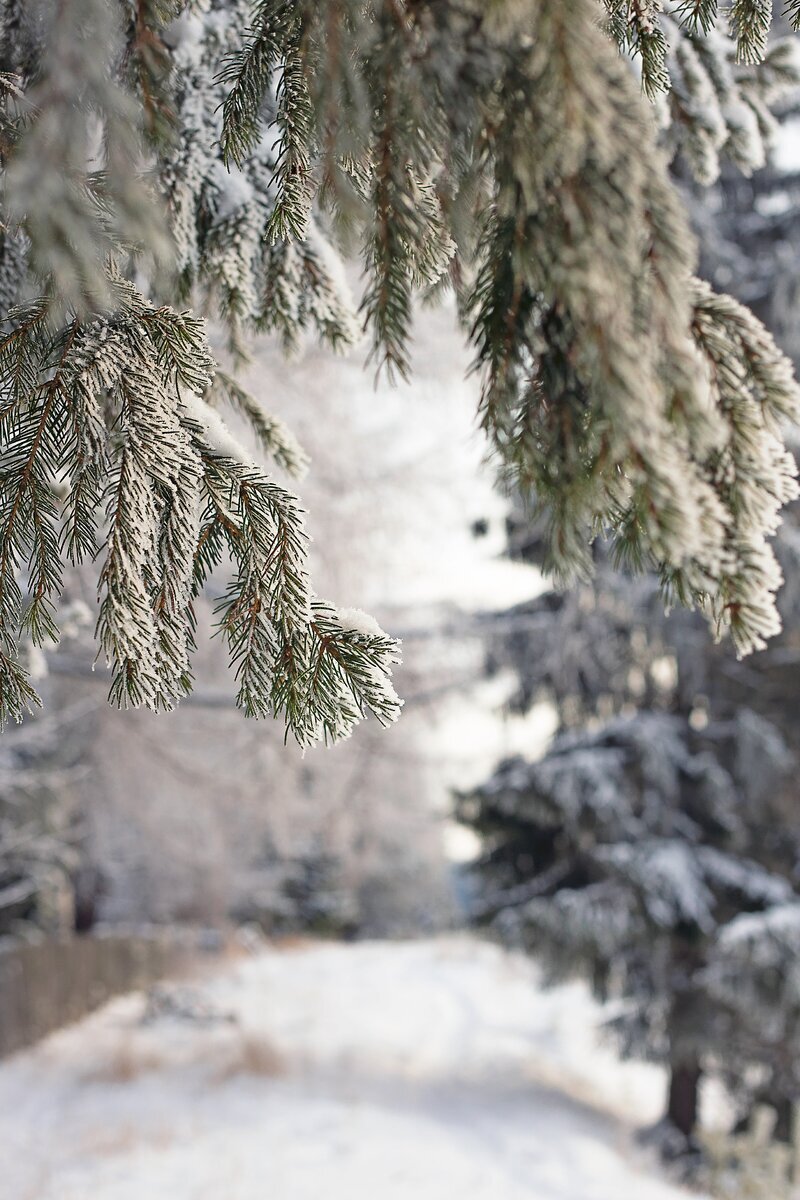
[2,0,800,740]
[458,709,798,1143]
[462,408,800,1137]
[461,467,800,1146]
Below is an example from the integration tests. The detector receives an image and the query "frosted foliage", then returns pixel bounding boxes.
[608,2,799,183]
[0,281,401,744]
[162,0,360,357]
[688,282,800,655]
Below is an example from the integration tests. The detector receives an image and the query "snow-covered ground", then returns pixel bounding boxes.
[0,937,703,1200]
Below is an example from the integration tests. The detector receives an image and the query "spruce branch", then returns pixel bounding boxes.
[219,0,297,168]
[673,0,720,34]
[682,280,800,654]
[604,1,672,97]
[187,403,401,744]
[360,110,416,381]
[265,36,315,242]
[271,602,403,747]
[0,647,40,727]
[0,279,397,742]
[728,0,773,64]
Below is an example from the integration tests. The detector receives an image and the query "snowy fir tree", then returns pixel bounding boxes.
[458,710,800,1144]
[464,467,800,1144]
[2,1,800,740]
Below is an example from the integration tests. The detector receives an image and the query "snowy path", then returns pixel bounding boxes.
[0,938,702,1200]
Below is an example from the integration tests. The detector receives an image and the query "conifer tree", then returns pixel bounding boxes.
[458,6,800,1157]
[458,710,798,1143]
[461,491,800,1142]
[2,0,800,740]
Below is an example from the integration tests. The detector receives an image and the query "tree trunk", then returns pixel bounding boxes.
[771,1095,794,1144]
[667,1060,701,1138]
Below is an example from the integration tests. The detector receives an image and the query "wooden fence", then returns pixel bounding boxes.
[0,928,201,1058]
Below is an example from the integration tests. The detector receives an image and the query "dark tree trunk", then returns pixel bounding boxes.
[72,865,104,934]
[667,1060,701,1138]
[664,937,704,1142]
[771,1095,794,1144]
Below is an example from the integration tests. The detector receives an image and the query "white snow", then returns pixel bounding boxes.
[0,937,704,1200]
[336,607,388,639]
[721,901,800,947]
[208,161,255,223]
[183,392,257,468]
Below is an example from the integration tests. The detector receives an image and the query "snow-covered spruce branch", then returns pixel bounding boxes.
[658,8,799,186]
[271,603,403,747]
[607,278,800,657]
[187,406,402,744]
[0,287,401,742]
[161,0,361,360]
[218,0,299,171]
